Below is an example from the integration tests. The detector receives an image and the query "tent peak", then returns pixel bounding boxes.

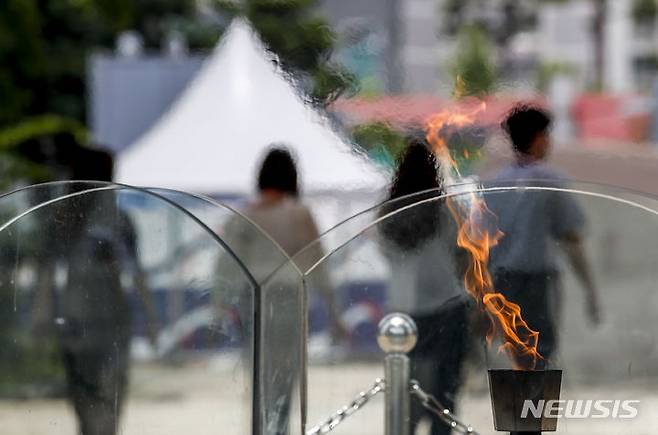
[117,16,387,195]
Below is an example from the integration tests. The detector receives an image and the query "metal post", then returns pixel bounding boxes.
[377,313,417,435]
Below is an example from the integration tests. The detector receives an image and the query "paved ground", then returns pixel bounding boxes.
[1,360,657,435]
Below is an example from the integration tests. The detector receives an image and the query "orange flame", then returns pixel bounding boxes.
[425,103,543,370]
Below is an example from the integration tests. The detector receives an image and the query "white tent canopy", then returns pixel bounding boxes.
[117,19,387,196]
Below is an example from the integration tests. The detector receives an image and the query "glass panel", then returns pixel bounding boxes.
[153,187,306,435]
[151,188,293,284]
[0,182,257,435]
[298,182,658,435]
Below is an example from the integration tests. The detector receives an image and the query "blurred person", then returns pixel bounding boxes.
[488,105,600,372]
[380,138,470,435]
[220,146,343,435]
[245,147,320,263]
[250,147,344,335]
[42,148,157,435]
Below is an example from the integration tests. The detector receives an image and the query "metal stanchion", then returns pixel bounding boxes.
[377,313,418,435]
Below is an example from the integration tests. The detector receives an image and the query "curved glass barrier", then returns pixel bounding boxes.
[287,182,658,435]
[292,180,658,276]
[0,182,280,435]
[150,187,305,435]
[150,188,294,284]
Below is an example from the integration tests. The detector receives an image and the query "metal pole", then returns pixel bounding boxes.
[377,313,417,435]
[384,353,410,435]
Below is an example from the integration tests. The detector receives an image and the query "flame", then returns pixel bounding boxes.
[425,101,486,181]
[425,102,543,370]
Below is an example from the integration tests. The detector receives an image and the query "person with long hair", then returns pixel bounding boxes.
[380,137,470,435]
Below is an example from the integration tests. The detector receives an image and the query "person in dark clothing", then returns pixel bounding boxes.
[56,148,156,435]
[380,138,470,435]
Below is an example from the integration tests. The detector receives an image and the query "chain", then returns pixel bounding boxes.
[305,378,478,435]
[305,378,385,435]
[410,380,478,434]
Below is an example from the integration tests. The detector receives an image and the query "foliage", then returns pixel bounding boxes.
[441,0,606,90]
[0,0,45,126]
[0,0,214,128]
[0,1,220,185]
[352,122,406,168]
[633,0,658,25]
[442,0,538,46]
[352,121,487,173]
[0,0,353,185]
[536,61,577,92]
[0,115,86,150]
[1,0,351,131]
[451,25,497,97]
[634,53,658,70]
[216,0,355,106]
[444,126,488,176]
[0,115,89,188]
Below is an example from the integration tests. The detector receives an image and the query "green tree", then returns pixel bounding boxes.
[451,25,497,97]
[352,122,406,167]
[632,0,658,26]
[0,0,214,128]
[0,0,220,185]
[0,0,45,126]
[217,0,354,106]
[94,0,221,49]
[536,61,576,92]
